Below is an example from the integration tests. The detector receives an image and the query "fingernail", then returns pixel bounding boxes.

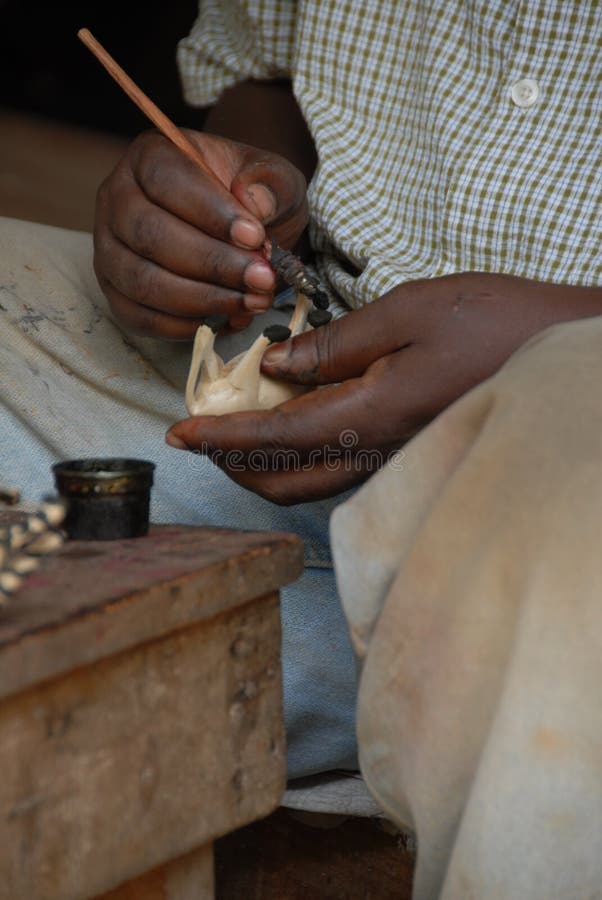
[166,433,188,450]
[231,218,263,249]
[244,293,272,312]
[262,341,290,368]
[229,314,253,331]
[245,261,275,291]
[247,183,276,220]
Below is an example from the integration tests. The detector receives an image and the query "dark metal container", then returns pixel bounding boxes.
[52,458,155,541]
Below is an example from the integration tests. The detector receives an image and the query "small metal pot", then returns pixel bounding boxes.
[53,458,155,541]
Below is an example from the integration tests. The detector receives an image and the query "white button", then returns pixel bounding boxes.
[510,78,539,109]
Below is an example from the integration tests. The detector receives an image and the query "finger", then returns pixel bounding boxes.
[107,181,275,293]
[166,348,424,455]
[96,235,255,317]
[130,132,266,250]
[94,231,265,321]
[100,287,203,340]
[231,149,308,247]
[212,454,379,505]
[260,291,412,385]
[228,314,255,331]
[167,382,364,457]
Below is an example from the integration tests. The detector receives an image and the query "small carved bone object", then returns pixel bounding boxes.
[0,498,66,606]
[0,485,20,505]
[186,292,314,416]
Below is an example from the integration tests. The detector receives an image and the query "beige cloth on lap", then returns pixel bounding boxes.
[331,317,602,899]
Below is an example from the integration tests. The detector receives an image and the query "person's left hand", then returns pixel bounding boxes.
[166,272,602,504]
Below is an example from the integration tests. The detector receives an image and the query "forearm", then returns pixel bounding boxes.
[448,272,602,332]
[203,79,317,182]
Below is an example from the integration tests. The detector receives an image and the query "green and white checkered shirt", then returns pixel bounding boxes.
[178,1,602,312]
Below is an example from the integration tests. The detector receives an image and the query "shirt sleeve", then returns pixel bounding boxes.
[177,0,296,107]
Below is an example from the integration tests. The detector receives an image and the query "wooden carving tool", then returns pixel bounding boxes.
[77,28,331,316]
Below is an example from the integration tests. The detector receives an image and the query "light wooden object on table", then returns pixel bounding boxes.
[0,524,303,900]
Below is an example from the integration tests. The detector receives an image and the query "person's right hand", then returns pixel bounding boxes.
[93,129,308,339]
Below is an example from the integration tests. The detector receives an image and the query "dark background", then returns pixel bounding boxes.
[0,0,205,136]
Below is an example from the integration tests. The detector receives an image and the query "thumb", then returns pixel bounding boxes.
[242,183,279,222]
[261,300,409,385]
[231,152,308,245]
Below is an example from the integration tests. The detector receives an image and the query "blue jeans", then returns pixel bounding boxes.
[162,452,359,777]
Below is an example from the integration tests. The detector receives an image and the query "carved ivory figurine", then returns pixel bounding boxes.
[185,292,315,416]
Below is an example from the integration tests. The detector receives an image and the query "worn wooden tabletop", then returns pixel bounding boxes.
[0,524,304,701]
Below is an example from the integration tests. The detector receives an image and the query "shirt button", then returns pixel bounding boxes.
[510,78,539,109]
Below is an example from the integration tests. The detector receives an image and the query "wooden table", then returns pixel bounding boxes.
[0,525,303,900]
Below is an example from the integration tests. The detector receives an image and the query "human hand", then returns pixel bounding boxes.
[93,129,308,338]
[166,272,602,502]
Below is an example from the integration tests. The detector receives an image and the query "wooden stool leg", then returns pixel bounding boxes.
[97,844,214,900]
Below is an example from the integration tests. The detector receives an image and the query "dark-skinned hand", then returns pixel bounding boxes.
[93,129,308,339]
[166,272,602,505]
